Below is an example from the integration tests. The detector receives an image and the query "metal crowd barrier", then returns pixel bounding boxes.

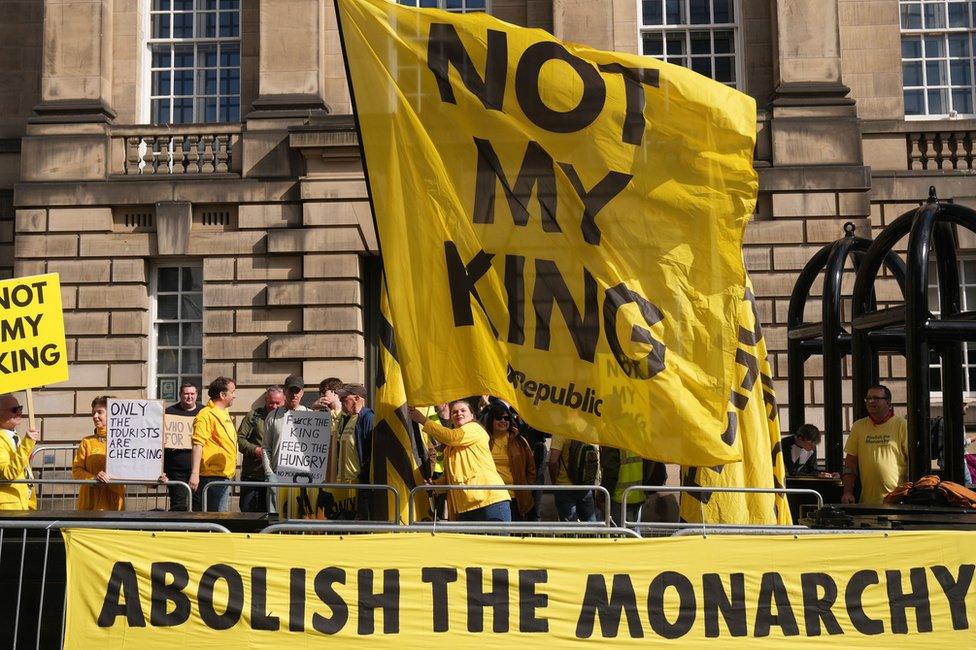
[618,485,825,537]
[0,520,230,650]
[263,521,640,538]
[29,444,78,475]
[201,480,401,521]
[3,478,191,512]
[408,484,613,525]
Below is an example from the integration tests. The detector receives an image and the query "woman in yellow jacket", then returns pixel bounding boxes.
[72,396,125,511]
[409,400,512,522]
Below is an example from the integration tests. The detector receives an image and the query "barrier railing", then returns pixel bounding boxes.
[408,484,612,525]
[29,444,78,474]
[201,480,400,522]
[0,519,229,650]
[263,521,640,538]
[3,478,191,512]
[618,485,824,536]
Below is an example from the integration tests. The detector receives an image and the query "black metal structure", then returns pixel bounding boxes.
[852,188,976,483]
[787,223,906,472]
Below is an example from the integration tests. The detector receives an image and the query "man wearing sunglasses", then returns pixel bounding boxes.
[841,385,908,505]
[0,394,39,510]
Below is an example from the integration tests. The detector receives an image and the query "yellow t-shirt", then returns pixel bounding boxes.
[337,413,360,484]
[844,415,909,504]
[549,434,573,486]
[491,434,514,497]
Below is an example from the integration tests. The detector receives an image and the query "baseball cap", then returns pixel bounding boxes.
[342,383,367,399]
[283,374,304,390]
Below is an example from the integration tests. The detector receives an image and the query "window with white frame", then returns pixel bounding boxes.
[900,1,976,117]
[149,0,241,124]
[928,258,976,392]
[396,0,487,12]
[152,264,203,403]
[638,0,738,87]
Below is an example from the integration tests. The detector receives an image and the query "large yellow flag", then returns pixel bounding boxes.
[369,280,432,524]
[337,0,758,466]
[679,282,791,525]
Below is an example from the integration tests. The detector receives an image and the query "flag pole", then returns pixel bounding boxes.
[25,388,36,430]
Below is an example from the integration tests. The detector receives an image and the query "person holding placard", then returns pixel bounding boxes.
[263,375,311,515]
[189,377,238,512]
[163,382,202,511]
[0,393,38,510]
[72,396,125,511]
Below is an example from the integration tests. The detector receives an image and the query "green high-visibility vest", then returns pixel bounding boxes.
[614,451,645,504]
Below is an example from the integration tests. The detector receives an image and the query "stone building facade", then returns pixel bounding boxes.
[0,0,971,449]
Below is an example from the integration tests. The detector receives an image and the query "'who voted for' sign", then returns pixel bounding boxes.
[0,273,68,393]
[275,411,332,483]
[106,399,164,481]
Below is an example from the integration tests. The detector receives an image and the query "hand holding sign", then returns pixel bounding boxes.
[276,411,332,483]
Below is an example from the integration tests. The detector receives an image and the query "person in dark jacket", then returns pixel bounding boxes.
[782,424,821,476]
[236,385,284,512]
[163,382,202,511]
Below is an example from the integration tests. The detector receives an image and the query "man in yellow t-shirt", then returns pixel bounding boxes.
[189,377,238,512]
[842,385,908,505]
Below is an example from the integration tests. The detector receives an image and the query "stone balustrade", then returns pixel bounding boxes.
[110,125,242,176]
[907,130,976,171]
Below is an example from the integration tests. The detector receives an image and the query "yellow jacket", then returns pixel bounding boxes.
[72,428,125,511]
[0,430,36,510]
[192,401,237,478]
[422,420,508,515]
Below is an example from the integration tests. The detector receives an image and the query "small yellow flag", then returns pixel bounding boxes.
[337,0,758,466]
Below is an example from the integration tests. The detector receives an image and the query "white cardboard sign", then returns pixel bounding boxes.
[105,399,164,481]
[275,410,332,483]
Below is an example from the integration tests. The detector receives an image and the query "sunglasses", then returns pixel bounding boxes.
[496,415,511,421]
[8,405,23,415]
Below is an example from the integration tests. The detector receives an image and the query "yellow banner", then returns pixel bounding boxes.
[681,280,792,525]
[0,273,68,393]
[337,0,758,466]
[64,528,976,647]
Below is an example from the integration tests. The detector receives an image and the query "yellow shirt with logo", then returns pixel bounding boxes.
[192,400,238,479]
[844,415,909,504]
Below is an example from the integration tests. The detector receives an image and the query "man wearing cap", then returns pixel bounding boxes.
[333,383,374,519]
[262,374,311,511]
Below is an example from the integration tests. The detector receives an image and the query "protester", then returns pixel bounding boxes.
[189,377,238,512]
[408,400,512,522]
[312,377,344,419]
[263,375,312,515]
[0,393,37,510]
[599,447,665,525]
[548,435,599,522]
[484,402,535,520]
[334,383,375,519]
[782,423,822,477]
[72,396,125,511]
[236,385,284,513]
[842,384,909,505]
[163,381,202,511]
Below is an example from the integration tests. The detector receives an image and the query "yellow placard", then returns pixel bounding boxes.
[337,0,758,466]
[0,273,68,393]
[162,415,195,450]
[63,528,976,647]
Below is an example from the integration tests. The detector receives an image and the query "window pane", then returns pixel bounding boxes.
[158,349,179,375]
[158,267,180,291]
[182,322,203,347]
[201,69,217,95]
[152,71,171,96]
[174,98,193,123]
[174,45,194,68]
[904,61,924,86]
[714,29,734,54]
[925,36,945,58]
[715,56,734,83]
[928,88,949,114]
[714,0,732,23]
[691,57,711,77]
[902,36,922,59]
[203,97,218,123]
[174,0,192,9]
[221,98,240,122]
[153,0,171,9]
[689,31,711,55]
[152,13,170,39]
[905,89,925,115]
[951,60,971,85]
[666,32,685,56]
[220,44,240,67]
[152,99,171,123]
[902,2,923,29]
[924,2,947,29]
[642,1,663,25]
[181,294,203,320]
[949,1,970,27]
[173,11,193,37]
[158,323,179,346]
[219,10,239,37]
[642,32,663,55]
[666,0,683,25]
[158,295,179,319]
[949,34,971,57]
[174,69,194,95]
[220,68,239,95]
[926,60,948,86]
[182,349,202,374]
[690,0,709,24]
[182,266,202,291]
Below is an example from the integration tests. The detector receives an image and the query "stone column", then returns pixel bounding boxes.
[31,0,116,124]
[249,0,329,118]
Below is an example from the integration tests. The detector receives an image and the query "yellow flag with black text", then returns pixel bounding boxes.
[369,280,432,523]
[337,0,758,465]
[680,280,791,524]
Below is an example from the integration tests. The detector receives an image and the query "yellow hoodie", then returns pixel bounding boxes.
[422,419,509,515]
[192,400,237,478]
[72,427,125,511]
